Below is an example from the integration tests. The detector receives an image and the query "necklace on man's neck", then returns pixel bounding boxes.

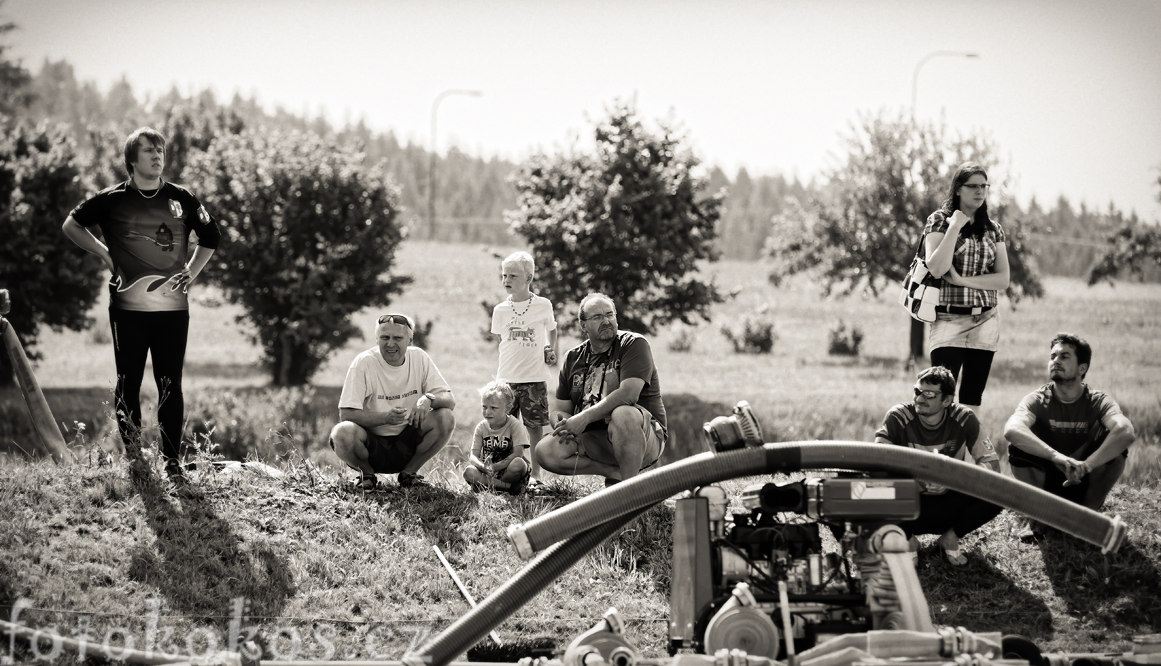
[508,294,533,317]
[134,179,164,199]
[919,409,947,430]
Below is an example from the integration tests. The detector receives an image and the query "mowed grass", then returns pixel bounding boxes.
[0,453,675,663]
[18,239,1161,475]
[3,239,1161,661]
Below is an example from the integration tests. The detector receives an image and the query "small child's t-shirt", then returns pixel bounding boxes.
[471,415,530,465]
[492,294,556,383]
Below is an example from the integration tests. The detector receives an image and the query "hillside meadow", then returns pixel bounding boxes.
[2,239,1161,662]
[8,239,1160,474]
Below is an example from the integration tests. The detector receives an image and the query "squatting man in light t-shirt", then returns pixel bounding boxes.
[329,314,456,490]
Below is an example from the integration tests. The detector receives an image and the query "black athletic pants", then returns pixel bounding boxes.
[109,307,190,464]
[898,490,1002,538]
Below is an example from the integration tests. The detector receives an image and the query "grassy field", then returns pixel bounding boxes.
[9,239,1161,478]
[2,239,1161,662]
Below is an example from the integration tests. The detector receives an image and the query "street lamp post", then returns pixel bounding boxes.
[910,50,979,121]
[907,51,979,365]
[428,89,483,232]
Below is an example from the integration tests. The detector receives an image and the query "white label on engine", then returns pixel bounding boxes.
[852,481,896,500]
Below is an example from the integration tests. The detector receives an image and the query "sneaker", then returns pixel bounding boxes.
[398,471,429,488]
[165,462,199,497]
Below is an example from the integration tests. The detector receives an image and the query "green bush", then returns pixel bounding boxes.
[827,320,864,356]
[0,120,105,385]
[410,316,435,350]
[186,129,411,385]
[720,312,777,354]
[667,325,698,353]
[508,102,724,334]
[183,386,337,463]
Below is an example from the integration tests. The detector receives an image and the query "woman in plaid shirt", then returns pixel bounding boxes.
[921,162,1010,414]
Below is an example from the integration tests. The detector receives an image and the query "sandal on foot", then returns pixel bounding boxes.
[357,473,379,490]
[398,471,429,488]
[943,548,968,566]
[938,530,967,566]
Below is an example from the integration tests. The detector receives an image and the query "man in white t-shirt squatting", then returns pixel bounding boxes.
[329,314,456,490]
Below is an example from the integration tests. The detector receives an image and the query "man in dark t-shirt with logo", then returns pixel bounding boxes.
[1003,332,1135,511]
[875,365,1001,566]
[62,127,221,486]
[536,293,667,486]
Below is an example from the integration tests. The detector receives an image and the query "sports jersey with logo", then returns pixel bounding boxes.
[71,181,221,311]
[1009,383,1125,467]
[556,331,666,431]
[875,402,998,493]
[471,415,530,465]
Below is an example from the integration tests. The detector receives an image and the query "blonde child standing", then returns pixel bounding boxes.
[491,251,557,484]
[464,381,530,494]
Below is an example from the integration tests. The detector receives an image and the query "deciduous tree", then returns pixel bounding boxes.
[0,120,104,385]
[507,103,723,333]
[1089,174,1161,284]
[765,111,1042,360]
[0,8,32,114]
[186,129,410,385]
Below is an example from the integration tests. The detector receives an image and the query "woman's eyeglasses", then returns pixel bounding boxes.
[962,183,990,191]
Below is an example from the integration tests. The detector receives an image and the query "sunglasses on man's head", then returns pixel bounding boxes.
[378,314,412,329]
[913,387,942,399]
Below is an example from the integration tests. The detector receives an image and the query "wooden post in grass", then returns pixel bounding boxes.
[433,544,503,645]
[0,289,73,463]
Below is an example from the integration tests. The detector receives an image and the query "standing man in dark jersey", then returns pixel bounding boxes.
[62,127,221,486]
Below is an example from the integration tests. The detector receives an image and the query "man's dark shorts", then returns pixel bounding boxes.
[331,425,422,474]
[507,381,549,428]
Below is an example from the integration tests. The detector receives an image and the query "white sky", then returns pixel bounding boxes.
[6,0,1161,221]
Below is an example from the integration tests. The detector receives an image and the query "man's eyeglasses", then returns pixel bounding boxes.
[962,183,990,191]
[913,387,942,399]
[581,312,617,322]
[377,313,412,329]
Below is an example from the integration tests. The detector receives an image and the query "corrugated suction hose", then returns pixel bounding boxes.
[508,442,1125,559]
[405,508,649,666]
